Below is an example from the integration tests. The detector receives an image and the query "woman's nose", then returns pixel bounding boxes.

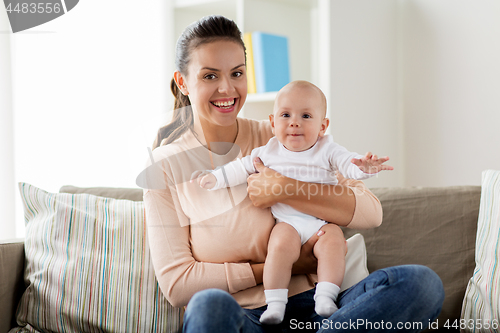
[218,76,235,94]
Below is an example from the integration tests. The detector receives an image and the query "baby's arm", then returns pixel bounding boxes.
[330,141,393,180]
[351,152,394,174]
[191,156,253,190]
[190,170,217,189]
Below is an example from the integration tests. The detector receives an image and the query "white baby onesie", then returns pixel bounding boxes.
[209,135,374,244]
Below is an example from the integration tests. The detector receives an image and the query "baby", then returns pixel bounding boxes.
[191,80,393,324]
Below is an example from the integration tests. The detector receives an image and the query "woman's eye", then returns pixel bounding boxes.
[232,71,243,77]
[204,74,217,80]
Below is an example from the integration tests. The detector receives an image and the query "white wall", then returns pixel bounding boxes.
[401,0,500,187]
[329,0,500,188]
[9,0,171,238]
[329,0,401,188]
[0,9,17,240]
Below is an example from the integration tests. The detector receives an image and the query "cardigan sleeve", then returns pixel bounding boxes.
[336,173,383,229]
[144,187,257,307]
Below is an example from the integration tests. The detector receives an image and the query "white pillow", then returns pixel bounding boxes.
[12,183,182,333]
[461,170,500,326]
[341,233,370,292]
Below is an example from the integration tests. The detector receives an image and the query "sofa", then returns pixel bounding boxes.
[0,184,484,332]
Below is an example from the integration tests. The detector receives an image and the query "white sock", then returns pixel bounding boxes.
[260,289,288,325]
[314,282,340,317]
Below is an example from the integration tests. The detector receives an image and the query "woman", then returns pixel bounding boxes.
[142,15,444,333]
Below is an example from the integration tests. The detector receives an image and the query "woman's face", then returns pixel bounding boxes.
[176,40,247,129]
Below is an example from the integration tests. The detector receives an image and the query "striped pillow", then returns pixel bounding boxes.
[461,170,500,329]
[12,183,182,333]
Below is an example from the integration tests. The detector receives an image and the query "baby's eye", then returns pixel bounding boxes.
[302,114,311,119]
[281,112,290,118]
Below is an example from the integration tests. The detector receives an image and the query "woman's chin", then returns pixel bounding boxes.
[210,108,240,125]
[207,113,239,129]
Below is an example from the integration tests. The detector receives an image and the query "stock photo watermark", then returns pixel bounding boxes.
[3,0,79,33]
[290,318,500,331]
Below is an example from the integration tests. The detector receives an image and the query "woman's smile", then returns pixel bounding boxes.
[210,97,238,113]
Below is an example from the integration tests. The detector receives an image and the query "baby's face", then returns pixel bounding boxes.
[270,85,329,152]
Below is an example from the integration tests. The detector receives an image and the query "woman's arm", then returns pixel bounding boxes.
[247,158,383,228]
[144,185,257,307]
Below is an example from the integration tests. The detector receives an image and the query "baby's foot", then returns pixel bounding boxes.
[314,295,338,317]
[314,282,340,317]
[260,289,288,325]
[259,302,286,325]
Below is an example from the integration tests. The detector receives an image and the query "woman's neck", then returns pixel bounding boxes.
[192,114,239,154]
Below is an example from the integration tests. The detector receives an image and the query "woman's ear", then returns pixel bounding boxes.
[173,71,189,95]
[319,118,330,137]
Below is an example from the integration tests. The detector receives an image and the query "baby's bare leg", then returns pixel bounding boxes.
[263,222,301,289]
[313,223,346,317]
[260,222,301,325]
[314,223,346,285]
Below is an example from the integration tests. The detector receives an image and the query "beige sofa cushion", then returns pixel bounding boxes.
[59,185,143,201]
[344,186,480,327]
[0,241,25,333]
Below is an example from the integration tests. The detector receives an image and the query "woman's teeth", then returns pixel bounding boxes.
[212,99,235,108]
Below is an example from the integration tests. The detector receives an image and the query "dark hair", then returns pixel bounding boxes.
[152,15,245,149]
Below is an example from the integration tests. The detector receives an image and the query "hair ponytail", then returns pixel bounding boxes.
[152,15,245,149]
[152,78,193,149]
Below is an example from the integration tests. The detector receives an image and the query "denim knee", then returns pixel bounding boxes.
[394,265,445,319]
[412,265,444,304]
[184,289,243,333]
[185,288,237,315]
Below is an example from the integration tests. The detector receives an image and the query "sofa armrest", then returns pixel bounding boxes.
[0,239,26,332]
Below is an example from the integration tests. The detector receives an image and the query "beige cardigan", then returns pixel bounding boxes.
[143,117,382,309]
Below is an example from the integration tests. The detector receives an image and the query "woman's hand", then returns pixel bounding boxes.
[252,231,324,283]
[252,232,324,284]
[291,230,324,275]
[247,157,356,226]
[246,157,289,208]
[251,263,264,285]
[291,230,348,276]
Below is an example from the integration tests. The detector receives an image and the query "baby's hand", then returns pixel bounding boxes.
[351,152,394,174]
[190,170,217,189]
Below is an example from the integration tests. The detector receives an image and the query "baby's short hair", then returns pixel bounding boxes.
[274,80,327,117]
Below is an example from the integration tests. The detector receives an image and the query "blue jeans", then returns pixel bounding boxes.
[183,265,444,333]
